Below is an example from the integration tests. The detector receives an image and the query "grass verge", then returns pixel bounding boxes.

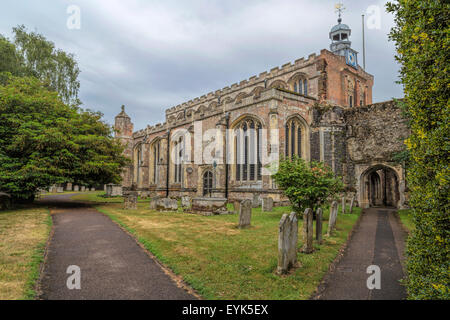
[0,206,51,300]
[397,209,414,232]
[97,202,361,300]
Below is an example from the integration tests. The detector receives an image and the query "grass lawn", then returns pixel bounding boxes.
[0,206,51,300]
[398,209,415,232]
[97,202,361,300]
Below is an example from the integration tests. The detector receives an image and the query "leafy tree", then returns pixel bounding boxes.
[386,0,449,299]
[272,157,343,214]
[0,25,80,105]
[0,74,129,201]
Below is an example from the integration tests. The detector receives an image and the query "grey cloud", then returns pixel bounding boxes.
[0,0,403,130]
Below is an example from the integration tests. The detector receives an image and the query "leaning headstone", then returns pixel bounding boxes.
[73,185,79,192]
[277,212,298,274]
[261,197,274,212]
[66,183,73,192]
[349,194,356,214]
[123,191,138,210]
[327,201,339,236]
[181,196,192,208]
[239,199,252,228]
[252,194,261,208]
[341,196,346,214]
[302,208,314,253]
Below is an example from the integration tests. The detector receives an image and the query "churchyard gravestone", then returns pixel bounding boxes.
[239,199,252,228]
[277,212,298,274]
[302,208,314,253]
[327,201,339,236]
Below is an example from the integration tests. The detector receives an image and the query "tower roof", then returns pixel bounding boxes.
[115,105,130,119]
[330,23,350,33]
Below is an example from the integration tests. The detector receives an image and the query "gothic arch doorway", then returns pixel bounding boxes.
[361,165,400,208]
[203,171,213,197]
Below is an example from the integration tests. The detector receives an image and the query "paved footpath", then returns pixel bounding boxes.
[38,194,195,300]
[314,208,408,300]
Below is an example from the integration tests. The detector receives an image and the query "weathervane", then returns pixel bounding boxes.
[335,3,345,24]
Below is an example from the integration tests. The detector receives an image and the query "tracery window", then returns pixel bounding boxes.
[293,78,308,95]
[174,137,184,183]
[285,118,303,159]
[151,140,160,184]
[234,118,262,181]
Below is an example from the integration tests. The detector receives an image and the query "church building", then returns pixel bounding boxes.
[115,15,409,209]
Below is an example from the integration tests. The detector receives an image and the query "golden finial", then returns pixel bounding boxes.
[335,3,345,23]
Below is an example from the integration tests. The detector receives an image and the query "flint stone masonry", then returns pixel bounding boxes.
[277,212,298,274]
[262,197,274,212]
[302,208,314,253]
[123,191,138,210]
[106,184,123,197]
[239,199,252,228]
[327,201,339,236]
[155,198,178,211]
[191,197,228,215]
[316,208,323,244]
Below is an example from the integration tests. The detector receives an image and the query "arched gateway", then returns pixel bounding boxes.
[360,165,401,208]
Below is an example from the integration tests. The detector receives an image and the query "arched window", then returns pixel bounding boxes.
[151,140,160,184]
[285,118,303,159]
[235,118,262,181]
[203,171,213,197]
[174,137,183,183]
[293,78,308,95]
[134,144,144,186]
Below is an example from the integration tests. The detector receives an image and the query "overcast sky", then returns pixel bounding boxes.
[0,0,403,130]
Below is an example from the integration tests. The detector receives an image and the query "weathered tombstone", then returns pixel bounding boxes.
[181,196,192,208]
[239,199,252,228]
[302,208,314,253]
[106,184,123,197]
[56,187,64,193]
[80,186,86,192]
[349,194,356,214]
[341,196,346,214]
[90,187,95,192]
[73,185,79,192]
[155,198,178,211]
[252,193,261,208]
[277,212,298,274]
[50,185,57,193]
[316,208,323,244]
[66,183,73,192]
[327,201,339,236]
[104,184,107,192]
[149,196,160,210]
[261,197,274,212]
[123,191,138,210]
[233,200,241,214]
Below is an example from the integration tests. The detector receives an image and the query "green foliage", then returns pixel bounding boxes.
[0,74,129,201]
[0,26,80,105]
[386,0,449,299]
[272,157,343,213]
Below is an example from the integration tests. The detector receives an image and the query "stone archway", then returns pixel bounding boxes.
[360,165,401,208]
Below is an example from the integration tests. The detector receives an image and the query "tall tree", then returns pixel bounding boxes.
[1,25,81,105]
[0,74,128,201]
[386,0,449,299]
